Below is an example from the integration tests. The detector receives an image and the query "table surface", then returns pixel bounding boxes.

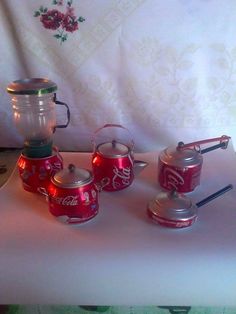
[0,145,236,306]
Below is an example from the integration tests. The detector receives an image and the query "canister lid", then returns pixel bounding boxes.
[97,140,129,157]
[52,164,93,188]
[6,78,57,95]
[159,144,202,167]
[148,191,197,221]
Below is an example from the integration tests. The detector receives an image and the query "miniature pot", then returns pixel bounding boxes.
[39,164,106,224]
[158,135,231,193]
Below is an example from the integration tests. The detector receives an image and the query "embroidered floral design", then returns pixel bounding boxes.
[34,0,85,44]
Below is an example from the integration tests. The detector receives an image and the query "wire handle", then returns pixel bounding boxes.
[92,124,135,151]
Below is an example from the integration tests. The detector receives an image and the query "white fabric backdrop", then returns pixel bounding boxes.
[0,0,236,152]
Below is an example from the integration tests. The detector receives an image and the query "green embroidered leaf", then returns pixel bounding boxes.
[43,7,48,13]
[39,6,44,12]
[54,34,61,39]
[34,11,40,17]
[62,34,68,42]
[78,16,85,22]
[52,0,57,4]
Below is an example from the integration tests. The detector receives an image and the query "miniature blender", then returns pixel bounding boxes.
[7,78,70,193]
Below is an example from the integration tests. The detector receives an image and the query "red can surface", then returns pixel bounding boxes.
[158,144,203,193]
[92,141,134,191]
[41,164,99,224]
[18,148,63,193]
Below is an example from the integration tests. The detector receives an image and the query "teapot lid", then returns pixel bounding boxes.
[7,78,57,95]
[52,164,93,188]
[147,190,197,221]
[97,140,129,158]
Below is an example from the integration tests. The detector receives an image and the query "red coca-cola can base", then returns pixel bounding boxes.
[18,149,63,193]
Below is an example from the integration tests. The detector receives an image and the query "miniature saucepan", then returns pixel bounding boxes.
[147,184,233,228]
[158,135,231,193]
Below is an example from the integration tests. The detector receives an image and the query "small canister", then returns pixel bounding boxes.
[39,164,99,224]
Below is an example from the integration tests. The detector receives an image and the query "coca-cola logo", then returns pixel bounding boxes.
[163,167,185,190]
[52,189,97,206]
[53,195,79,206]
[112,166,131,189]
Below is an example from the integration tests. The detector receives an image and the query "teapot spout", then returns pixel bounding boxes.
[133,160,148,176]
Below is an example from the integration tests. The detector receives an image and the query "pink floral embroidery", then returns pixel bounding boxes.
[34,0,85,44]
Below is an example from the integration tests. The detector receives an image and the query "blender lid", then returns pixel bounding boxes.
[6,78,57,95]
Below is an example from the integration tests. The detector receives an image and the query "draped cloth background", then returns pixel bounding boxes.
[0,0,236,152]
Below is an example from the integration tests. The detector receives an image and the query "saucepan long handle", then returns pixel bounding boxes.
[200,142,228,154]
[196,184,233,208]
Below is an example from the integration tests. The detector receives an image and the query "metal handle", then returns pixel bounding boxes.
[177,135,231,153]
[92,124,135,151]
[53,93,70,130]
[196,184,233,208]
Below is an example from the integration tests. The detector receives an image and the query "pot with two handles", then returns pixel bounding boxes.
[92,124,148,192]
[38,163,108,224]
[147,184,233,228]
[158,135,231,193]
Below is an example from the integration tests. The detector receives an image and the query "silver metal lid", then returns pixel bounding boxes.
[7,78,57,95]
[52,164,93,188]
[148,191,197,221]
[97,140,129,158]
[159,145,203,167]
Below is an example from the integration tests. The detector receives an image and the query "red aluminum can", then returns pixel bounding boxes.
[40,164,99,224]
[18,147,63,193]
[158,144,203,193]
[92,124,147,192]
[92,141,134,191]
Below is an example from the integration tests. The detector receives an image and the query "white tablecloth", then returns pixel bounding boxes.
[1,0,236,152]
[0,144,236,306]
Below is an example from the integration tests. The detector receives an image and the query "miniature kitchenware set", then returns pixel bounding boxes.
[6,77,234,228]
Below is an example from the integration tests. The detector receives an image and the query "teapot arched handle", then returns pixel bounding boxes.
[92,124,135,151]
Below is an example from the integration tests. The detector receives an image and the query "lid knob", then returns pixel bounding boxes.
[68,164,76,173]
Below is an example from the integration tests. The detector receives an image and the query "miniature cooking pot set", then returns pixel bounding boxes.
[38,131,232,227]
[7,78,233,227]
